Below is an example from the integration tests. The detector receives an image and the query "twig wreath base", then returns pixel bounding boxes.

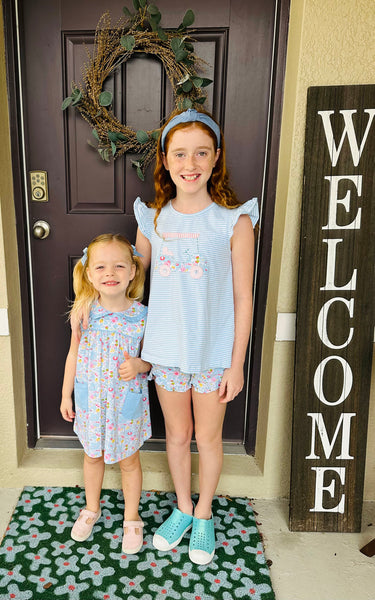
[62,1,212,180]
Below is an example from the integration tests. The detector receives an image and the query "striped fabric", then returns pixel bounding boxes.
[134,197,259,373]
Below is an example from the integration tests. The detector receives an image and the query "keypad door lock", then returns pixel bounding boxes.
[30,170,49,202]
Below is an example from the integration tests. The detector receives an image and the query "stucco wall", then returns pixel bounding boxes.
[0,0,374,501]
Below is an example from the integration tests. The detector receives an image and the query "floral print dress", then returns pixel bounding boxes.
[73,301,151,463]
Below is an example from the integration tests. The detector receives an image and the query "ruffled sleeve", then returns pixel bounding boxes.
[229,197,259,235]
[133,197,155,240]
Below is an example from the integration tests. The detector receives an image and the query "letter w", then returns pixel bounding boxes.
[318,109,375,167]
[305,412,355,460]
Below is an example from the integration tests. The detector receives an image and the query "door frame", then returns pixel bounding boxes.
[2,0,290,453]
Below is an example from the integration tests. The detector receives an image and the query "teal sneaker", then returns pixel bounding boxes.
[189,515,215,564]
[153,507,193,551]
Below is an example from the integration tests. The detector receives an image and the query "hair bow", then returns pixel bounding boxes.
[80,247,88,266]
[131,244,143,258]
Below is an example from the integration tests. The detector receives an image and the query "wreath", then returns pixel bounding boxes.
[62,1,212,180]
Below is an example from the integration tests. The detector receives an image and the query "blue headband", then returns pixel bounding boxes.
[161,109,221,151]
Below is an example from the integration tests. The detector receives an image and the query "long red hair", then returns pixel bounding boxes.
[151,109,241,232]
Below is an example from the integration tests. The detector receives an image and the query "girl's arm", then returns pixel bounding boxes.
[118,352,151,381]
[219,214,255,403]
[70,306,89,342]
[135,227,151,271]
[60,333,79,421]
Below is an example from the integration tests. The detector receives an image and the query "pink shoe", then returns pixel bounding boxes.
[71,508,101,542]
[122,520,144,554]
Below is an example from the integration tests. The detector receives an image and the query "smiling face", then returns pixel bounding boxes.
[86,241,136,307]
[162,124,220,198]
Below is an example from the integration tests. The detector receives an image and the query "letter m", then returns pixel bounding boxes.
[305,413,355,460]
[318,109,375,167]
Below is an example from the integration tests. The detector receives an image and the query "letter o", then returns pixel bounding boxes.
[313,355,353,406]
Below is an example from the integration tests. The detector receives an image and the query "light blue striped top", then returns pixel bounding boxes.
[134,197,259,372]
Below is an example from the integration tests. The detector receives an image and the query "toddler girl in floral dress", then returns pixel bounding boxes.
[60,233,151,554]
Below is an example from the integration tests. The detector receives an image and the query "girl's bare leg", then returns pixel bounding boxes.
[84,452,105,513]
[119,450,142,521]
[192,389,227,519]
[156,384,194,515]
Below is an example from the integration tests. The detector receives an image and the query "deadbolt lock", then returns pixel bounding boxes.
[30,170,49,202]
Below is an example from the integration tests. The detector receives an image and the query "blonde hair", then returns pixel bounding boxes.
[70,234,145,320]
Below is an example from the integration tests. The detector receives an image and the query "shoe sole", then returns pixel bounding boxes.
[153,522,192,551]
[122,540,143,554]
[189,548,215,565]
[71,531,93,542]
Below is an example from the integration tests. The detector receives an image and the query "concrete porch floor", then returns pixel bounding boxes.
[0,488,374,599]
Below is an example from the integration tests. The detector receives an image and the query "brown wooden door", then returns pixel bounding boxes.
[16,0,280,441]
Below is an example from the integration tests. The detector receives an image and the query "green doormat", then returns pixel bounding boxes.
[0,486,275,600]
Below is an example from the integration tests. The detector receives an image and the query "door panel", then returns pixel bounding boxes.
[19,0,278,441]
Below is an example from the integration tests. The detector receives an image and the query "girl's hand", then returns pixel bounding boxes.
[118,352,140,381]
[219,365,244,403]
[60,397,76,422]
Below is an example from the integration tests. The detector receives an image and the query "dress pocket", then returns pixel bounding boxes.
[121,391,143,421]
[74,379,88,412]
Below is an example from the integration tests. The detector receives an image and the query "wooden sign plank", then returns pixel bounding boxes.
[290,85,375,532]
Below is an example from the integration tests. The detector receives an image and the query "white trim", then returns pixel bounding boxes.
[276,313,375,342]
[0,309,9,336]
[15,3,40,438]
[276,312,296,341]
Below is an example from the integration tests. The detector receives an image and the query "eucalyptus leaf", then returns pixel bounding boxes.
[123,6,132,17]
[61,96,72,110]
[99,90,113,106]
[151,130,160,140]
[182,97,193,109]
[149,17,158,31]
[195,96,206,104]
[111,141,117,156]
[108,131,119,142]
[120,35,136,51]
[185,42,194,52]
[98,148,110,162]
[157,27,167,41]
[131,160,141,168]
[137,166,145,181]
[136,130,149,143]
[182,79,193,92]
[192,77,203,88]
[139,0,147,7]
[182,9,195,28]
[117,132,128,141]
[151,11,161,24]
[181,57,194,67]
[133,0,140,11]
[71,90,82,106]
[171,37,183,53]
[92,129,100,141]
[147,4,160,15]
[200,78,213,88]
[175,48,188,62]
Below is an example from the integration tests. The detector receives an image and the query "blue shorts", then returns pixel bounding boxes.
[150,364,224,394]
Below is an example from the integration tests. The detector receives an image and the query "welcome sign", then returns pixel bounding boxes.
[290,85,375,532]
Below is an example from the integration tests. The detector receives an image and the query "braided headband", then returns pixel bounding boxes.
[161,109,221,151]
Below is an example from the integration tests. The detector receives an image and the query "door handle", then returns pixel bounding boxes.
[33,220,51,239]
